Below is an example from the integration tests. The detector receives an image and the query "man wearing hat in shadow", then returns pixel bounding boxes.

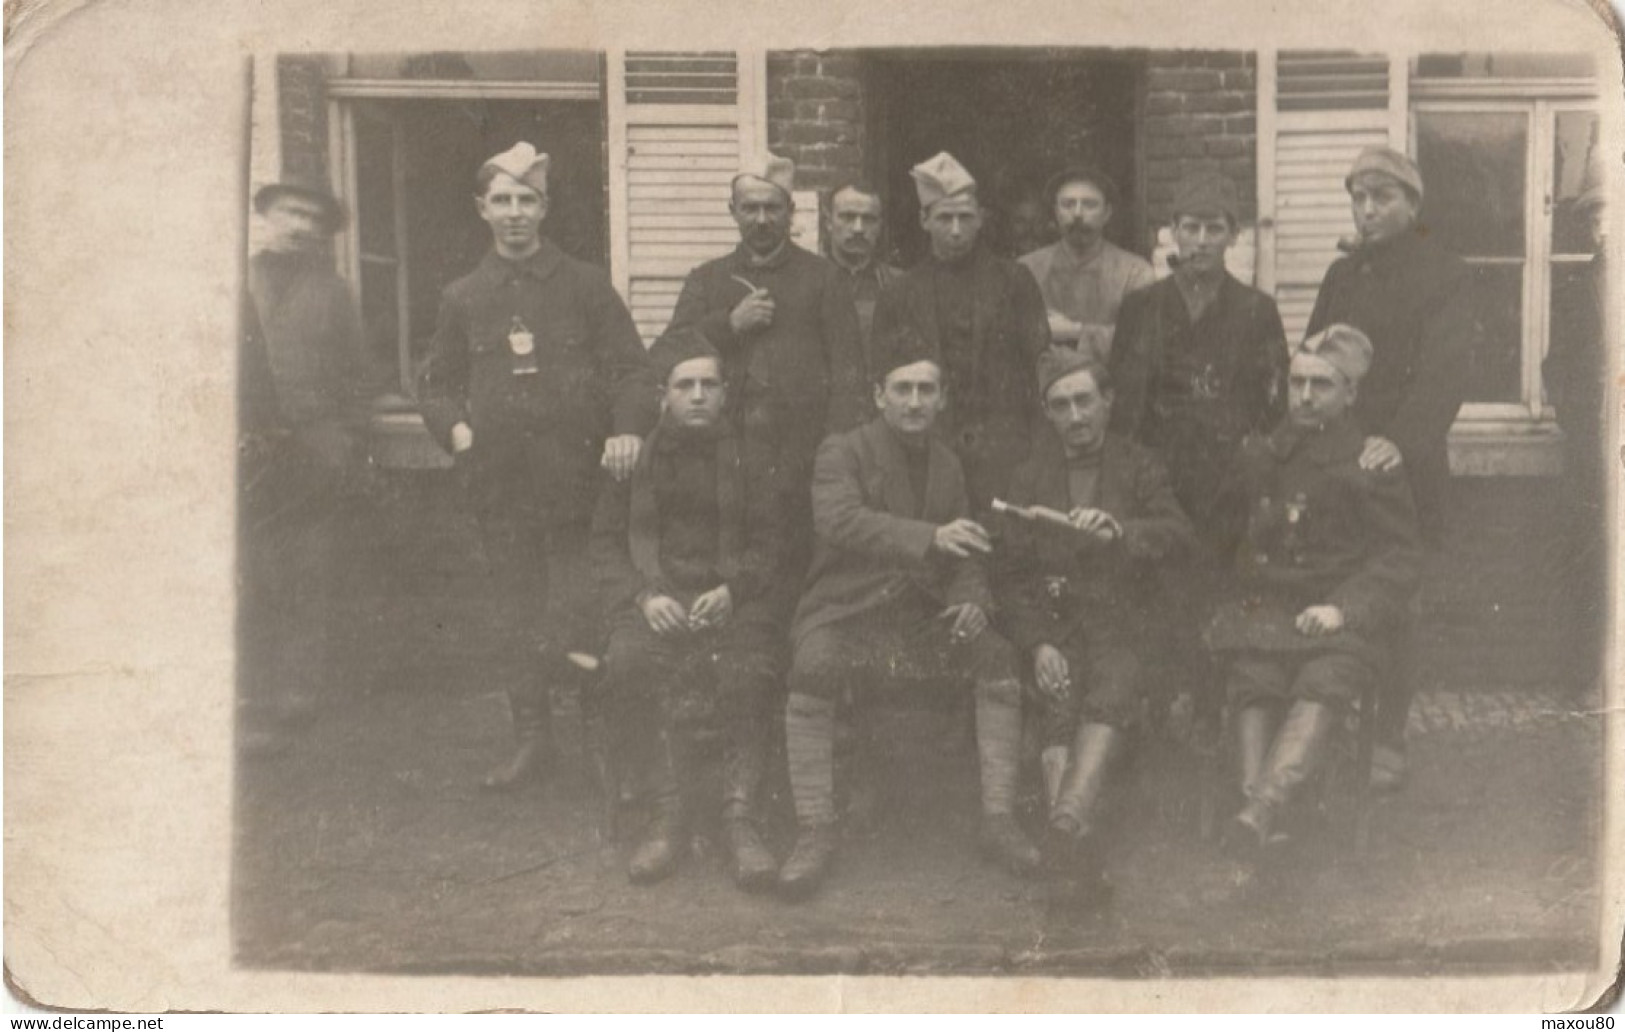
[1205,324,1423,867]
[995,347,1195,905]
[590,329,784,891]
[1305,146,1478,790]
[870,151,1053,510]
[1108,172,1289,735]
[665,154,869,628]
[776,326,1041,899]
[419,143,659,791]
[240,175,370,755]
[1018,166,1155,363]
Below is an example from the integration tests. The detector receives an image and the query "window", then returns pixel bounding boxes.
[1412,95,1599,423]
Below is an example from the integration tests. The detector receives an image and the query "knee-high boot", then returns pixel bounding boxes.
[975,679,1041,876]
[628,725,686,884]
[721,714,778,891]
[1044,722,1122,892]
[482,676,555,791]
[1234,699,1337,845]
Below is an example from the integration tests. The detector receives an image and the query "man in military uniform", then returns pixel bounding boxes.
[823,180,903,354]
[419,143,658,790]
[1206,325,1422,859]
[1019,166,1155,362]
[870,152,1052,509]
[995,347,1194,903]
[665,154,869,621]
[1305,147,1478,788]
[1108,172,1289,729]
[777,329,1040,899]
[241,176,369,756]
[591,331,782,890]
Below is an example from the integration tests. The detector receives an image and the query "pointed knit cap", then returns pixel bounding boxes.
[481,142,550,194]
[911,151,977,210]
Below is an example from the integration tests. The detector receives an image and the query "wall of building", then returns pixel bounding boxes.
[1140,51,1258,230]
[276,55,330,184]
[765,50,867,195]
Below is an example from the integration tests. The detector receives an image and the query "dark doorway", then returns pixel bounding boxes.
[864,50,1143,266]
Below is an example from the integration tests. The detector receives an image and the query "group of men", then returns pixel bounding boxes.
[245,132,1480,905]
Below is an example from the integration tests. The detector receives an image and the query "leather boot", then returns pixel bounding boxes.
[481,684,554,791]
[1048,723,1121,892]
[979,813,1042,877]
[721,720,778,891]
[628,732,686,884]
[778,823,837,901]
[1234,704,1276,803]
[1233,699,1337,849]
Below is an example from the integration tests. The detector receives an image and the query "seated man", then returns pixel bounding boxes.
[590,330,783,891]
[995,347,1194,903]
[779,328,1040,900]
[1206,325,1422,858]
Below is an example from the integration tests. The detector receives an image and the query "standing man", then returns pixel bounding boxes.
[1305,146,1477,788]
[870,151,1052,509]
[823,180,903,355]
[665,154,869,617]
[591,331,783,890]
[1019,166,1155,362]
[419,142,658,790]
[995,348,1194,904]
[241,176,369,755]
[777,329,1041,899]
[1207,325,1422,860]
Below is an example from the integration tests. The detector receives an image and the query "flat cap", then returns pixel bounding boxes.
[1171,171,1241,225]
[872,324,942,382]
[253,176,344,233]
[733,153,796,198]
[481,142,550,195]
[1297,323,1373,386]
[1345,146,1423,202]
[911,152,977,211]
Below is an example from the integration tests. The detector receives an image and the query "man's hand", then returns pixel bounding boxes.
[1295,604,1346,636]
[1359,435,1403,472]
[729,288,776,334]
[1067,507,1123,544]
[450,422,474,454]
[640,594,690,636]
[1033,643,1071,703]
[1047,310,1083,342]
[601,434,642,482]
[941,602,988,643]
[688,585,733,630]
[932,518,992,558]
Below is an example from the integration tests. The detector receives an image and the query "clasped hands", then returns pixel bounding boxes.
[640,585,733,636]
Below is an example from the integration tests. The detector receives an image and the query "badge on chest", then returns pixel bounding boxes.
[507,316,539,376]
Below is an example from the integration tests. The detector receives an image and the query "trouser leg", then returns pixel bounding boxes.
[716,644,780,890]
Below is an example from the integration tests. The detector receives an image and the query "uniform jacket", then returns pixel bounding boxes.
[869,247,1052,504]
[590,417,781,621]
[243,251,369,523]
[995,433,1195,654]
[1207,414,1423,658]
[791,417,989,648]
[665,242,869,482]
[1305,229,1477,542]
[1109,271,1288,554]
[418,241,657,455]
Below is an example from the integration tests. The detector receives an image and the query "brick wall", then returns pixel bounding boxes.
[1140,52,1257,229]
[766,50,866,194]
[276,55,329,183]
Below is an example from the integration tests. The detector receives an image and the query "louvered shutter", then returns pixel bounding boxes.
[1260,51,1404,343]
[608,50,762,343]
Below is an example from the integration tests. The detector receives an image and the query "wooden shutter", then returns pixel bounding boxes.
[608,50,763,343]
[1259,50,1406,343]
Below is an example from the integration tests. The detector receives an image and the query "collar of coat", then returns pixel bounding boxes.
[860,417,957,521]
[1263,412,1364,466]
[731,240,797,272]
[476,239,565,282]
[628,416,745,587]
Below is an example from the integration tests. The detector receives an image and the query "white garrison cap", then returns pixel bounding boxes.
[911,151,976,210]
[732,153,796,198]
[481,142,550,194]
[1297,323,1373,386]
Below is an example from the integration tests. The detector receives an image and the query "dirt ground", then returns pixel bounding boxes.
[232,475,1605,977]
